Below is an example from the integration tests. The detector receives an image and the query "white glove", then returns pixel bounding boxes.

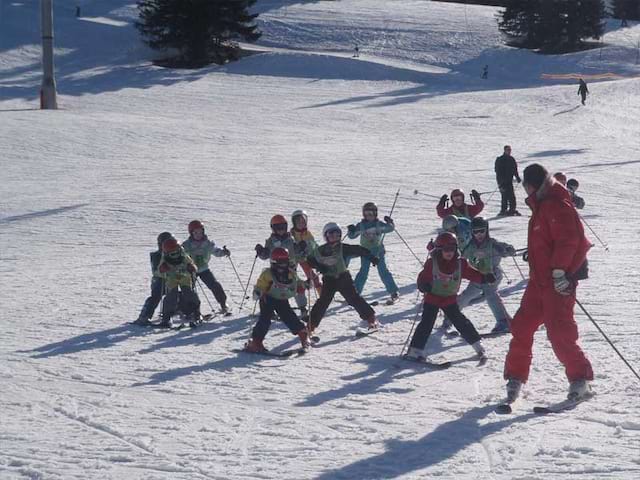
[552,269,571,295]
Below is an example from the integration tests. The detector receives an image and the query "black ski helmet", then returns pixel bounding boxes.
[471,217,489,236]
[567,178,579,191]
[157,231,174,250]
[362,202,378,218]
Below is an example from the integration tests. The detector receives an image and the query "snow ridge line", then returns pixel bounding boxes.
[52,404,222,480]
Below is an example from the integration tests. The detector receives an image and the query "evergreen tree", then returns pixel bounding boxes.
[136,0,261,66]
[612,0,640,21]
[498,0,606,52]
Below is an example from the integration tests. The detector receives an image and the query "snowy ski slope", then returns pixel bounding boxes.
[1,1,640,479]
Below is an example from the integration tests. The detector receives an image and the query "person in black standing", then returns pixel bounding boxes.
[494,145,522,216]
[578,79,589,106]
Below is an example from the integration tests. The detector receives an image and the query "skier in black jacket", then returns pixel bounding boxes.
[578,79,589,106]
[494,145,521,216]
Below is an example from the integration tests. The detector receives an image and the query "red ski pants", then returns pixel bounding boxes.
[504,282,593,383]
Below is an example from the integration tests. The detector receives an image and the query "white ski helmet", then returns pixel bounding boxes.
[291,209,308,224]
[322,222,342,241]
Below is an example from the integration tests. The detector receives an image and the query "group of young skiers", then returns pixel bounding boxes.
[134,153,594,406]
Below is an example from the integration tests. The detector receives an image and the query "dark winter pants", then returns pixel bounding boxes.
[198,269,227,307]
[309,272,375,330]
[162,286,200,320]
[410,302,481,350]
[500,181,517,213]
[252,296,305,342]
[140,277,163,319]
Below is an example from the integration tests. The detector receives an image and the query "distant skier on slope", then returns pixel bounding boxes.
[459,217,516,334]
[495,145,522,217]
[256,215,308,319]
[306,222,379,337]
[243,248,311,353]
[405,232,492,362]
[503,163,593,403]
[567,178,585,209]
[578,79,589,106]
[134,231,174,325]
[347,202,399,305]
[436,188,484,220]
[182,220,231,315]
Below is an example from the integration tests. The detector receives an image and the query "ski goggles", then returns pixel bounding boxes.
[272,223,288,231]
[325,229,342,237]
[472,229,487,235]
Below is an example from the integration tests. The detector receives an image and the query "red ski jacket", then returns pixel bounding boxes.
[436,201,484,219]
[525,179,591,289]
[417,255,484,307]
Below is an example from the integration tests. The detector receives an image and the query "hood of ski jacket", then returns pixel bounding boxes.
[525,178,591,288]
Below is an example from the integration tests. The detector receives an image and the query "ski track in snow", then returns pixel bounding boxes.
[2,1,640,479]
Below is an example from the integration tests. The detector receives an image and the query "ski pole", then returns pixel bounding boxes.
[413,189,441,200]
[393,228,424,267]
[227,255,248,297]
[196,278,216,314]
[251,298,258,318]
[400,294,422,357]
[239,254,258,311]
[576,299,640,383]
[500,266,512,285]
[578,214,609,251]
[512,256,527,281]
[483,186,500,205]
[380,188,400,245]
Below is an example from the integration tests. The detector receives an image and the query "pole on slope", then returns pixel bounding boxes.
[576,299,640,383]
[41,0,58,109]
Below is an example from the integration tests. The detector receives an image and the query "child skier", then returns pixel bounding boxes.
[157,238,201,328]
[458,217,516,333]
[290,209,322,296]
[437,188,484,220]
[306,222,379,336]
[134,231,174,325]
[182,220,231,315]
[406,232,493,361]
[567,179,585,209]
[347,202,399,304]
[256,215,308,318]
[243,248,311,353]
[439,214,472,251]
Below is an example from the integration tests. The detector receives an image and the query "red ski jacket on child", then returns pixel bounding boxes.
[417,255,484,308]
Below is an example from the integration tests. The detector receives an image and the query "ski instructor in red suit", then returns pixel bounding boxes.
[503,163,594,402]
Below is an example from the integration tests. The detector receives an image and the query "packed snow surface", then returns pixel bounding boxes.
[1,1,640,479]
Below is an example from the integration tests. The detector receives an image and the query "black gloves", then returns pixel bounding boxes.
[255,244,265,256]
[439,194,448,206]
[222,246,231,257]
[471,189,481,203]
[369,256,379,267]
[418,281,432,293]
[383,215,393,224]
[347,224,357,235]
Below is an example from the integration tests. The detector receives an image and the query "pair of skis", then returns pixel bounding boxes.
[495,393,593,415]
